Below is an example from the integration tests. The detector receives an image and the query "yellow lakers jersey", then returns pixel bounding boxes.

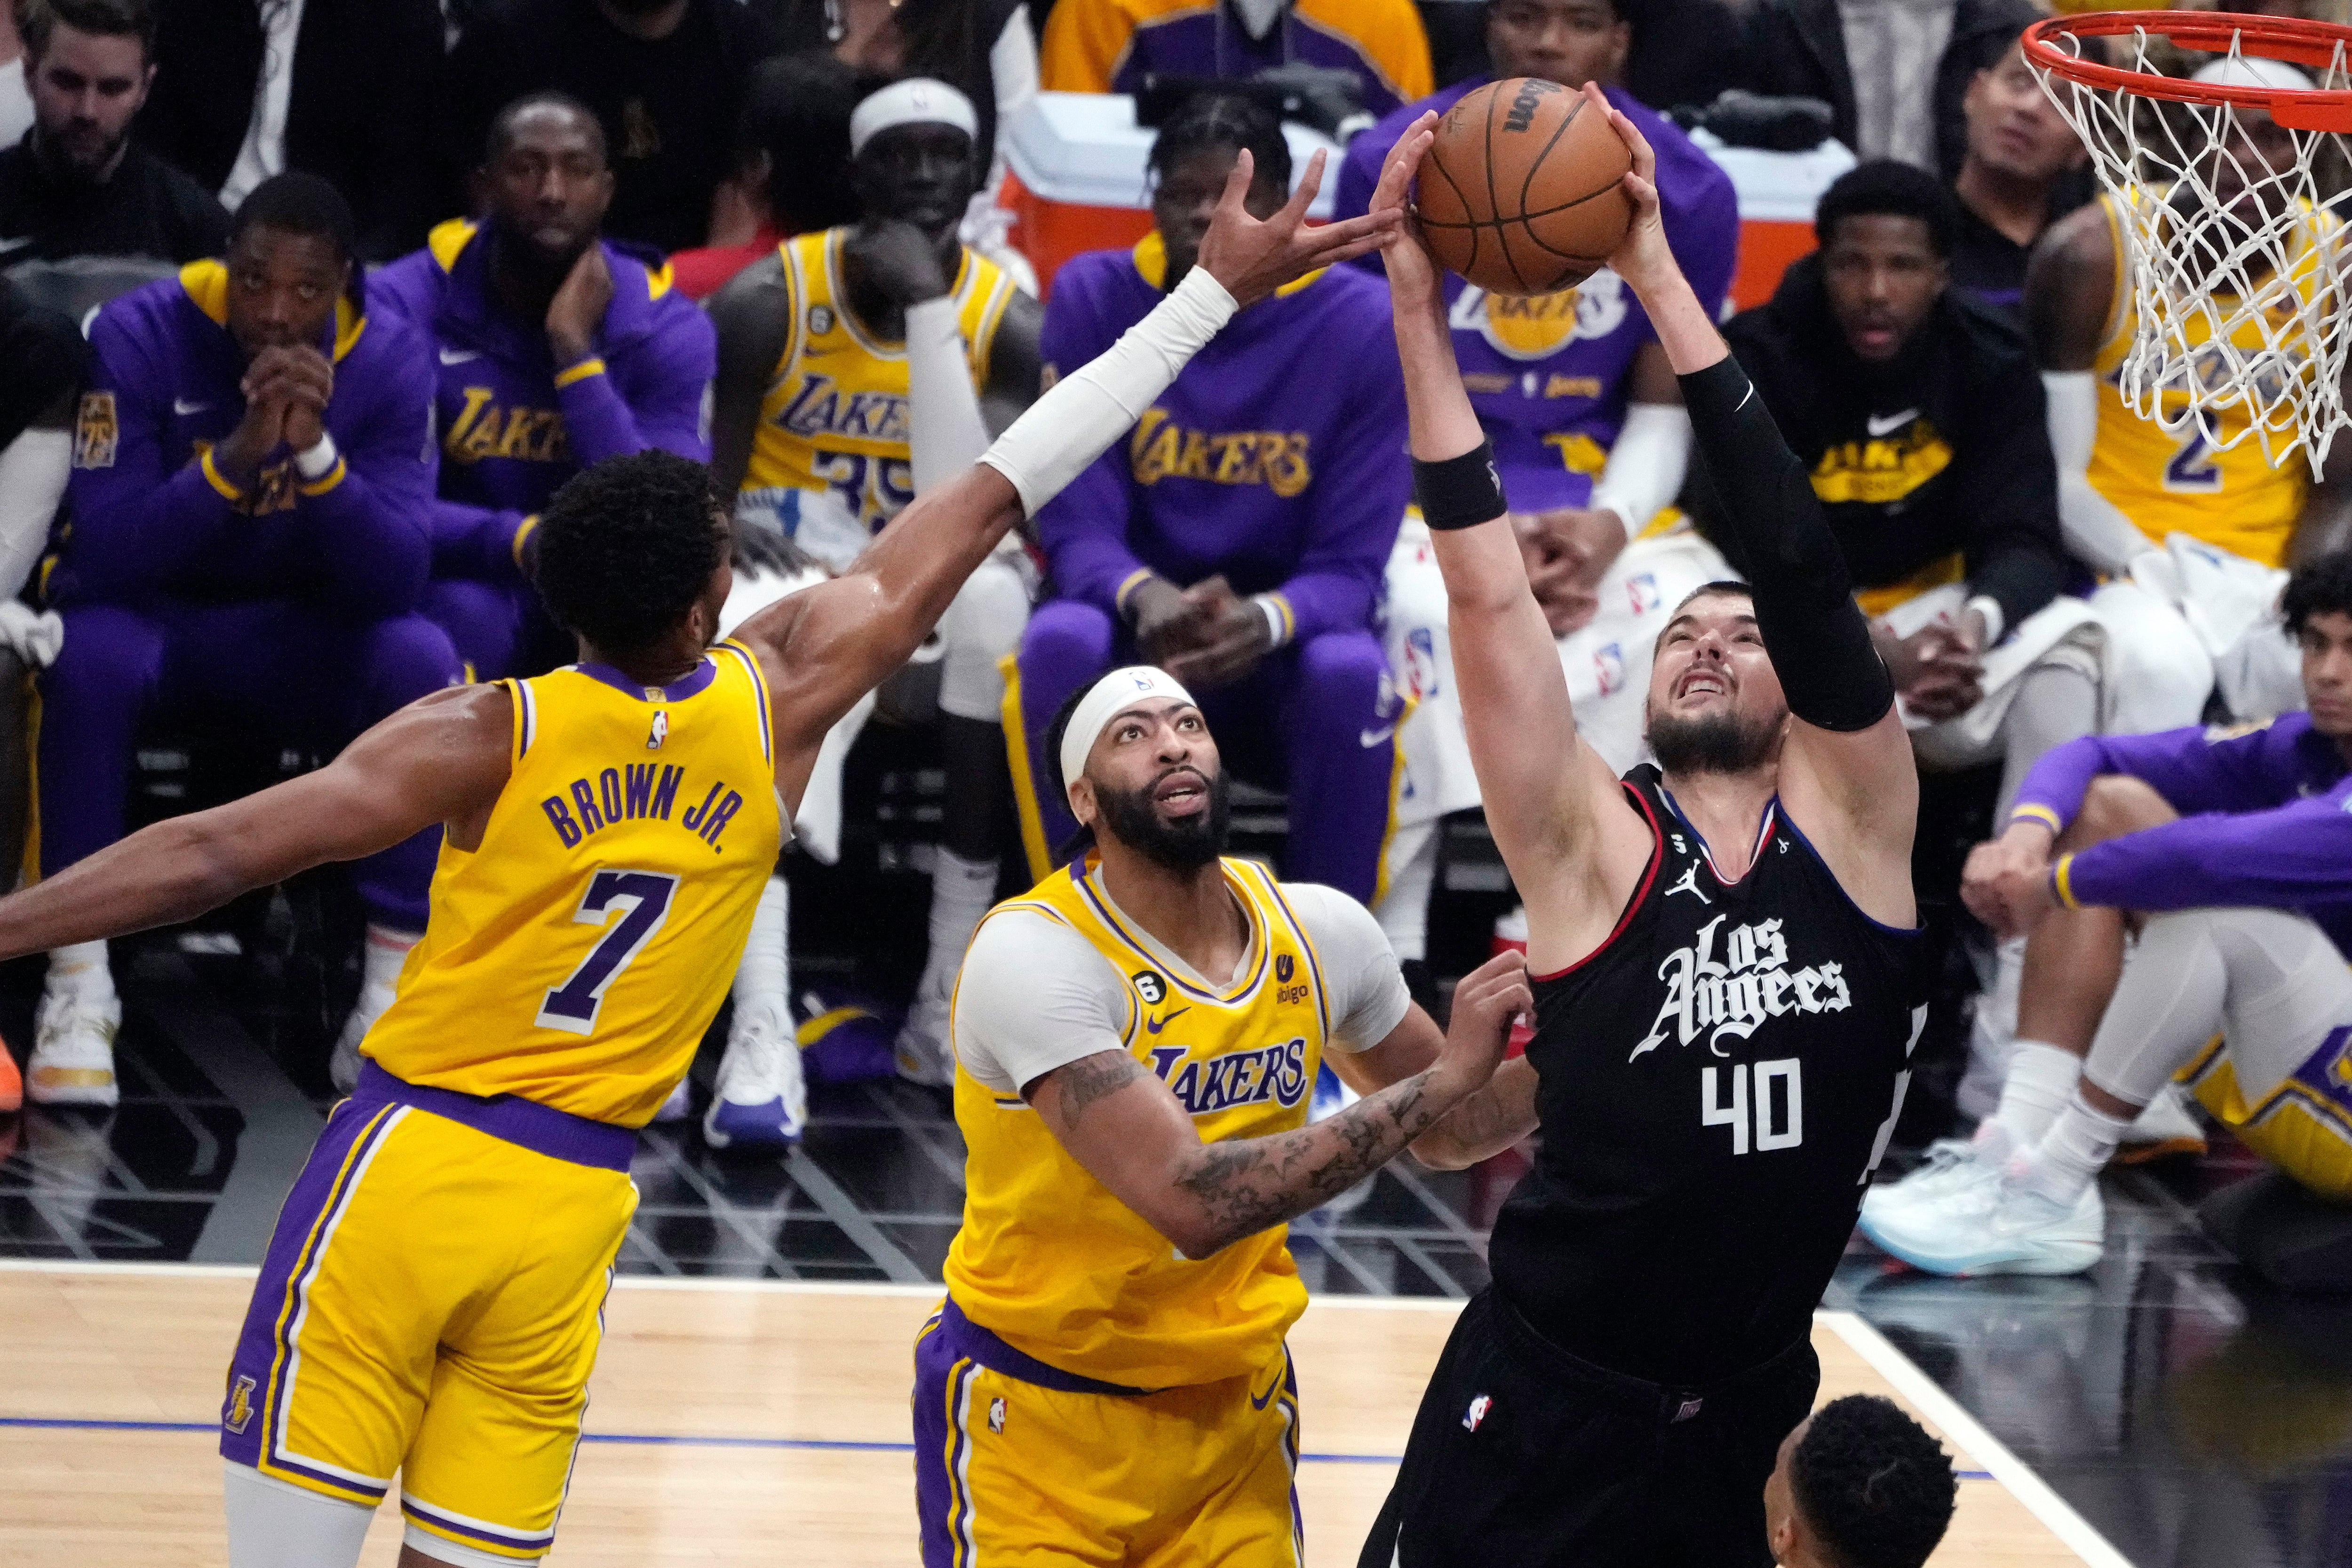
[363,646,784,1127]
[740,229,1015,561]
[2089,191,2331,566]
[944,856,1332,1390]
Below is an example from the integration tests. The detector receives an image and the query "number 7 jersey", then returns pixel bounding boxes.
[361,646,784,1128]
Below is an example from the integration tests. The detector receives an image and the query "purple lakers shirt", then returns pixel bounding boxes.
[1338,80,1740,511]
[371,220,716,584]
[1036,237,1409,640]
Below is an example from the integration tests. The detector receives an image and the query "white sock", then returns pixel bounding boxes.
[46,940,114,1003]
[731,875,791,1026]
[919,849,999,995]
[2018,1094,2134,1207]
[358,926,419,997]
[1992,1041,2082,1150]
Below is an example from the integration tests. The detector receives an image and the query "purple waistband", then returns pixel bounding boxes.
[939,1297,1151,1396]
[354,1060,636,1172]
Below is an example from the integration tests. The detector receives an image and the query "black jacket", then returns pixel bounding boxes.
[0,136,229,263]
[139,0,447,262]
[1739,0,2040,181]
[1687,253,2064,636]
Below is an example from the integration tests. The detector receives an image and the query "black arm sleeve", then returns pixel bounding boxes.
[1679,354,1894,732]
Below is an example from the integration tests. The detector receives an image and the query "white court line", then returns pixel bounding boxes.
[1818,1310,2132,1568]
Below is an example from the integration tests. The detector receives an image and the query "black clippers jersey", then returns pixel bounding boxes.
[1489,765,1926,1386]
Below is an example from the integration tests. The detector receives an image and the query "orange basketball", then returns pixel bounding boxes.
[1415,78,1635,296]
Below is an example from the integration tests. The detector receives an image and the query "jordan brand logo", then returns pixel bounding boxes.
[1666,864,1710,904]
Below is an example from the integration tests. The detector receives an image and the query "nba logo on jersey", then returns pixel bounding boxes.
[1595,643,1625,697]
[1462,1394,1492,1432]
[648,710,668,750]
[1627,572,1661,616]
[224,1374,257,1434]
[988,1396,1006,1434]
[1403,627,1440,702]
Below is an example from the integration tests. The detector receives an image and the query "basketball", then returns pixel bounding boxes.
[1415,77,1635,296]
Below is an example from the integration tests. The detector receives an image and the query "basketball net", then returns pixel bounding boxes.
[2031,20,2352,476]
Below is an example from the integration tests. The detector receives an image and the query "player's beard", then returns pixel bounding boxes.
[1647,707,1779,777]
[1093,769,1232,874]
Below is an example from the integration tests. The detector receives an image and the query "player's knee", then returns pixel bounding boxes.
[1018,599,1115,672]
[2067,774,2175,848]
[44,606,164,698]
[946,560,1031,665]
[361,614,466,703]
[1295,629,1387,704]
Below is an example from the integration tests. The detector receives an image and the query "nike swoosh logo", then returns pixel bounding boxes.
[1144,1007,1191,1034]
[1249,1369,1287,1410]
[438,347,484,365]
[1866,408,1920,438]
[172,398,211,415]
[1359,725,1396,748]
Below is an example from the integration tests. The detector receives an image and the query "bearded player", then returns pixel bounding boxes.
[1359,96,1927,1567]
[0,153,1387,1568]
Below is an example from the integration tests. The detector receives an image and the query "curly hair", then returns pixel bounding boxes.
[1815,160,1959,258]
[1791,1395,1957,1568]
[533,452,725,660]
[2281,547,2352,637]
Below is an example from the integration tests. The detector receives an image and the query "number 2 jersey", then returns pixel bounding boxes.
[1491,765,1926,1387]
[361,647,784,1128]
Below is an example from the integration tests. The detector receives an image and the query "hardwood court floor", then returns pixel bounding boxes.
[0,1263,2124,1566]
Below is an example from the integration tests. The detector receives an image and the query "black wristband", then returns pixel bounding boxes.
[1413,439,1506,532]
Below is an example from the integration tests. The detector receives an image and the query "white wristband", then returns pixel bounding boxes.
[1964,593,2006,648]
[1253,594,1288,647]
[1588,402,1692,541]
[981,266,1238,517]
[294,433,339,481]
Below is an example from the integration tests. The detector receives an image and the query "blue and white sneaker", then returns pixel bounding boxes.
[703,1005,807,1150]
[1859,1136,2001,1235]
[1862,1168,2104,1277]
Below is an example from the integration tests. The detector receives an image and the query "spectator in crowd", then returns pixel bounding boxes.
[1339,0,1741,980]
[447,0,776,255]
[709,77,1040,1123]
[136,0,444,262]
[1742,0,2041,179]
[0,0,226,263]
[373,93,715,693]
[26,173,455,1107]
[1948,35,2090,320]
[0,4,35,149]
[1863,552,2352,1290]
[1009,94,1407,914]
[1041,0,1433,121]
[669,50,870,302]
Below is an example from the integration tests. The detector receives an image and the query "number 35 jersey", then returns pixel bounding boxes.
[363,647,783,1129]
[1491,765,1926,1387]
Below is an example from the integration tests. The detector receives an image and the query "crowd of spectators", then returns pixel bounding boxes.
[0,0,2343,1282]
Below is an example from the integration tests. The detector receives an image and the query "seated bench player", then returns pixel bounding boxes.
[1009,92,1409,910]
[28,173,456,1107]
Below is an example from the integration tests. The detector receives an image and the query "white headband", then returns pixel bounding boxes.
[2191,56,2318,93]
[849,78,979,157]
[1059,667,1198,806]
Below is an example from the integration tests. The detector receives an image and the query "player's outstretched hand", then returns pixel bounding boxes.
[1581,81,1678,302]
[1367,111,1442,313]
[1193,147,1398,308]
[1960,823,2058,938]
[1431,948,1533,1098]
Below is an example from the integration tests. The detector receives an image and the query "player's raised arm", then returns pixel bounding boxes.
[0,685,515,962]
[1368,116,1646,970]
[1586,84,1916,923]
[729,148,1398,802]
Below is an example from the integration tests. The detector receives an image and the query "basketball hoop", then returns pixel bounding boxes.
[2026,11,2352,475]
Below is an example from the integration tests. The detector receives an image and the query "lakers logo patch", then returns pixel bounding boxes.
[224,1374,257,1434]
[73,391,118,469]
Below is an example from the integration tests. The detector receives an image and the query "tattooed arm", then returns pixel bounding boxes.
[1026,951,1531,1258]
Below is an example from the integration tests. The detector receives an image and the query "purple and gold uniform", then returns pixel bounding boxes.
[221,648,782,1559]
[1039,0,1432,119]
[1338,81,1739,511]
[1009,236,1409,901]
[43,262,458,926]
[371,220,718,678]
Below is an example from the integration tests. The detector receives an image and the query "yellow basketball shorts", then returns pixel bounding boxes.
[2181,1025,2352,1200]
[219,1063,639,1560]
[913,1297,1303,1567]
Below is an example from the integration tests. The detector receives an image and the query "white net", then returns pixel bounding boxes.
[2032,24,2352,477]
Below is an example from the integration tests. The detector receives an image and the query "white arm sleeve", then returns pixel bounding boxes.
[1284,884,1414,1053]
[0,427,69,598]
[2043,371,2154,575]
[906,297,994,497]
[952,907,1134,1095]
[1589,401,1693,540]
[979,266,1236,516]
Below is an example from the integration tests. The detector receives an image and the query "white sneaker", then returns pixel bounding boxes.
[893,982,955,1089]
[650,1076,694,1124]
[704,1006,807,1150]
[1859,1137,2000,1233]
[28,987,120,1107]
[1862,1170,2105,1277]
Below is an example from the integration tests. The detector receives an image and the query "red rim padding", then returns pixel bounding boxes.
[2025,10,2352,133]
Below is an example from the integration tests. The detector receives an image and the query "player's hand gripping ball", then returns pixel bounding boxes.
[1415,77,1634,295]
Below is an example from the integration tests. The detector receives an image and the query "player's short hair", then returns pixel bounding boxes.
[18,0,154,63]
[2281,548,2352,637]
[230,172,358,264]
[1815,161,1958,259]
[1148,91,1292,195]
[1791,1395,1958,1568]
[741,52,870,232]
[534,452,726,660]
[485,90,607,168]
[1668,580,1754,618]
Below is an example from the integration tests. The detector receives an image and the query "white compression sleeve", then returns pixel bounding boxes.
[980,266,1237,517]
[906,297,994,496]
[0,428,69,598]
[223,1462,373,1568]
[1589,401,1693,539]
[2043,372,2153,574]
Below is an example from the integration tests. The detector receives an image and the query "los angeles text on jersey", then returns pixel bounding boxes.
[538,763,749,853]
[1146,1038,1310,1116]
[1634,913,1852,1061]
